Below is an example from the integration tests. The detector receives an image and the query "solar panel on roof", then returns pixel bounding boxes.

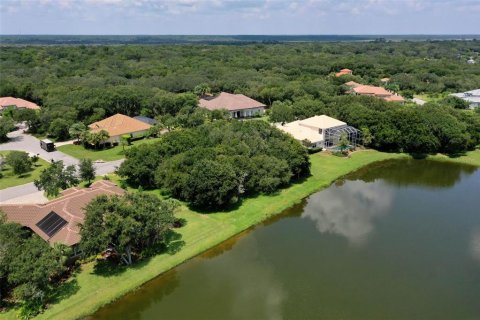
[36,211,67,238]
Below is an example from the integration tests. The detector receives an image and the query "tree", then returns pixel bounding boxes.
[83,130,110,149]
[193,83,211,97]
[34,160,79,197]
[361,127,373,147]
[183,159,240,208]
[80,193,177,265]
[0,117,15,142]
[79,158,95,184]
[0,216,67,317]
[338,132,350,152]
[5,151,32,176]
[69,122,87,142]
[48,118,71,141]
[120,135,131,152]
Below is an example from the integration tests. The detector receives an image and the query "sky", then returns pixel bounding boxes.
[0,0,479,35]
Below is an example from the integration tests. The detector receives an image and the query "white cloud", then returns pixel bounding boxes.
[471,228,480,264]
[302,180,394,246]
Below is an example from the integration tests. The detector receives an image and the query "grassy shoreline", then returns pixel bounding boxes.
[2,149,479,320]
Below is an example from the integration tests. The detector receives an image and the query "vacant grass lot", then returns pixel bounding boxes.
[3,149,479,320]
[57,137,162,161]
[0,151,50,190]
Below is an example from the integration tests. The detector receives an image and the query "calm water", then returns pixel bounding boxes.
[92,159,480,320]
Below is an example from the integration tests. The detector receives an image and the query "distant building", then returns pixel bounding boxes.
[89,113,152,143]
[0,96,40,111]
[380,77,390,84]
[450,89,480,109]
[199,92,266,118]
[335,68,353,77]
[345,83,405,104]
[467,58,476,64]
[412,97,427,106]
[0,181,124,247]
[276,115,359,149]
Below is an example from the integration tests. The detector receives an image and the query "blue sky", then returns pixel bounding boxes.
[1,0,479,35]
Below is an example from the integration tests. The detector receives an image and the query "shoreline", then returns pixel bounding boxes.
[3,149,479,320]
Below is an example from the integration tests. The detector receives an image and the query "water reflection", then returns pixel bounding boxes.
[201,237,287,320]
[302,180,393,246]
[471,228,480,264]
[90,269,180,320]
[348,159,477,189]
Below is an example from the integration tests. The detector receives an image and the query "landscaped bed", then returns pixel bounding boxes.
[0,151,50,190]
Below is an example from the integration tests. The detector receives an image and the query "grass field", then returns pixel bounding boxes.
[57,138,161,161]
[0,151,50,190]
[2,149,479,320]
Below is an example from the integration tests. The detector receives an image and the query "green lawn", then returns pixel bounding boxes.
[57,138,162,161]
[0,151,50,190]
[3,149,479,320]
[427,149,480,167]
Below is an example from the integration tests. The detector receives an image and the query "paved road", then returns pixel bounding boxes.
[0,129,79,166]
[0,129,124,203]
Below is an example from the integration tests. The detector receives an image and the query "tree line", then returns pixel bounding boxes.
[1,41,479,142]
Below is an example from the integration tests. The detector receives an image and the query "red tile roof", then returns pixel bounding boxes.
[89,113,152,137]
[353,85,392,96]
[352,85,404,102]
[0,97,40,110]
[335,69,353,77]
[199,92,266,111]
[0,181,124,246]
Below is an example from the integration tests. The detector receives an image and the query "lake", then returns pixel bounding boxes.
[91,159,480,320]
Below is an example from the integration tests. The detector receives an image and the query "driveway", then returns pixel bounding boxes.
[0,129,124,204]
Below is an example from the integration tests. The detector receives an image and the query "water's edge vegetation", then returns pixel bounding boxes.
[3,149,479,320]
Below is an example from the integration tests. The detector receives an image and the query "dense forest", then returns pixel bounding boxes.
[118,120,310,208]
[1,41,480,153]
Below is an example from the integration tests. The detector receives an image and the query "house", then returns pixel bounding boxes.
[89,113,152,143]
[0,96,40,111]
[335,69,353,77]
[380,77,390,84]
[276,115,360,149]
[467,58,476,64]
[0,180,124,248]
[450,89,480,109]
[199,92,266,118]
[345,83,405,104]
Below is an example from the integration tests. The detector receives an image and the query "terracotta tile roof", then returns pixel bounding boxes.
[335,69,353,77]
[0,180,124,246]
[89,113,152,137]
[199,92,266,111]
[384,95,405,102]
[0,97,40,110]
[352,85,404,102]
[353,85,392,96]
